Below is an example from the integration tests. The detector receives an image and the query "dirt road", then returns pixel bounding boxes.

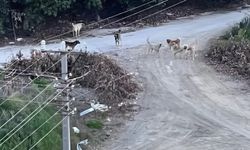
[100,10,250,150]
[102,44,250,149]
[0,9,249,63]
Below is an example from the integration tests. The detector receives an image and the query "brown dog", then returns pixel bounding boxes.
[65,40,80,51]
[166,38,180,50]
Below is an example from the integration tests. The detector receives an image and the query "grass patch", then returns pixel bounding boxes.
[32,77,50,89]
[85,119,103,129]
[0,68,4,80]
[221,17,250,41]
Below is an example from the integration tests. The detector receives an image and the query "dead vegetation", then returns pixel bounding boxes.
[206,40,250,79]
[5,51,140,108]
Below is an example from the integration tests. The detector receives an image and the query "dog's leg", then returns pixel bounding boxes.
[119,35,122,46]
[116,40,118,46]
[192,51,195,61]
[78,28,81,37]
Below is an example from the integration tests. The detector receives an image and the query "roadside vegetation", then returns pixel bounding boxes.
[207,16,250,79]
[86,119,103,129]
[0,80,61,150]
[0,0,243,39]
[1,50,140,149]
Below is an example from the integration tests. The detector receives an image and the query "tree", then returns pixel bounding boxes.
[10,0,75,31]
[84,0,103,21]
[0,0,10,34]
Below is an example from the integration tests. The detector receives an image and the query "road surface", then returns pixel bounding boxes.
[100,9,250,150]
[0,9,249,62]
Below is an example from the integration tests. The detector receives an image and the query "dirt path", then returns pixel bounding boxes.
[102,41,250,149]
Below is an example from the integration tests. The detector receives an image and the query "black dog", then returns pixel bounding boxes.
[113,29,121,46]
[65,40,80,51]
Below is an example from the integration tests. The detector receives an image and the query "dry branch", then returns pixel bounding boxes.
[207,40,250,79]
[6,51,140,107]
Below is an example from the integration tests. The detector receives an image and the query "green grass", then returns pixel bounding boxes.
[85,119,103,129]
[221,17,250,41]
[0,94,61,150]
[32,77,50,89]
[0,67,6,80]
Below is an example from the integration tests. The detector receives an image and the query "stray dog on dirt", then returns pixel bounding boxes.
[72,23,84,37]
[65,40,80,51]
[166,38,181,50]
[146,38,162,53]
[114,29,122,46]
[174,44,196,60]
[184,45,196,60]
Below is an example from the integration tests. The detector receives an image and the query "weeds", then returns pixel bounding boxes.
[85,119,103,129]
[221,17,250,41]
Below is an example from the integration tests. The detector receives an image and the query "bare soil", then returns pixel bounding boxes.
[98,43,250,150]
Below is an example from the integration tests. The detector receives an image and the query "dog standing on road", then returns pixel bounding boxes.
[72,23,84,37]
[166,38,181,50]
[65,40,80,51]
[146,38,162,53]
[174,44,196,60]
[114,29,122,46]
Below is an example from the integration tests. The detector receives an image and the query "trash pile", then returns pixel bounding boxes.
[7,51,140,108]
[206,40,250,79]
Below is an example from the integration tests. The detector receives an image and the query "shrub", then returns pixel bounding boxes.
[221,17,250,41]
[85,119,103,129]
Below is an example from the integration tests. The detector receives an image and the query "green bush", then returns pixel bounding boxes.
[86,119,103,129]
[0,95,61,150]
[32,78,50,89]
[221,17,250,41]
[0,0,243,35]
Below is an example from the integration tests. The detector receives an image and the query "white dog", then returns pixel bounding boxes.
[184,45,196,60]
[146,38,162,53]
[174,44,196,60]
[72,23,84,37]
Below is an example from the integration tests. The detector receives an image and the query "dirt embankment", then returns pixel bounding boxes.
[206,39,250,81]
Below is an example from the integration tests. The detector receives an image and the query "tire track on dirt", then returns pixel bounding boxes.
[103,45,250,149]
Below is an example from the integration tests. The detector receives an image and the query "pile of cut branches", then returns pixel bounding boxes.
[70,53,139,106]
[6,51,140,107]
[206,40,250,79]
